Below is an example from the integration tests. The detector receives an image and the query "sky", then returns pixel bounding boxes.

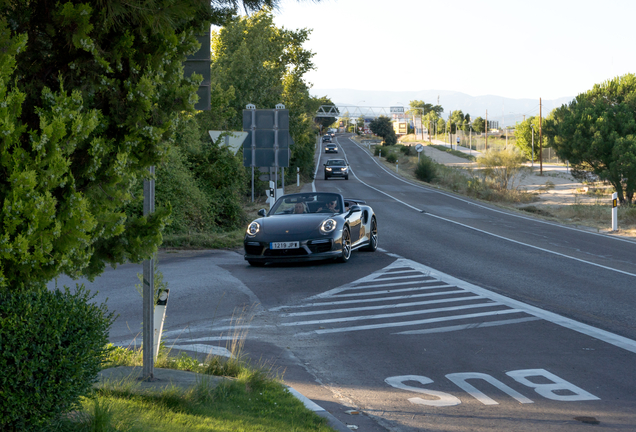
[271,0,636,101]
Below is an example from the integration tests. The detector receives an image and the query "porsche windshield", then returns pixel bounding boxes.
[270,193,344,215]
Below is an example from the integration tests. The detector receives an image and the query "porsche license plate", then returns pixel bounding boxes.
[270,241,299,249]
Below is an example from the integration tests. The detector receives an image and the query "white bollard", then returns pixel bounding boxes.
[297,167,300,187]
[153,289,169,361]
[612,192,618,231]
[396,162,399,173]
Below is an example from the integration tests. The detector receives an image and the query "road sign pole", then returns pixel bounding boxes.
[249,105,256,201]
[142,165,155,381]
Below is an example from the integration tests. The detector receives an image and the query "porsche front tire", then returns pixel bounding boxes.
[337,226,352,263]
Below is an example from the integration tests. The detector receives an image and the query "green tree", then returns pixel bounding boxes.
[210,8,317,177]
[369,116,397,145]
[513,116,541,161]
[544,74,636,204]
[472,116,486,133]
[436,117,446,136]
[449,110,465,133]
[409,100,443,116]
[423,111,439,135]
[0,1,221,290]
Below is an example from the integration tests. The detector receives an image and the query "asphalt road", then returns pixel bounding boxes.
[52,133,636,431]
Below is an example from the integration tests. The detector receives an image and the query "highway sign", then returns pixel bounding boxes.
[415,144,424,153]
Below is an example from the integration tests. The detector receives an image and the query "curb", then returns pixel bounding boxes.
[287,386,353,432]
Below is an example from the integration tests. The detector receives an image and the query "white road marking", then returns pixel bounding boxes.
[269,288,466,311]
[280,294,481,317]
[273,255,636,354]
[314,285,453,298]
[397,317,541,334]
[283,302,504,327]
[309,309,524,334]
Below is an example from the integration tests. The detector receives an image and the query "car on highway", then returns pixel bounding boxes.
[243,192,378,266]
[324,158,349,180]
[324,143,338,153]
[321,135,332,143]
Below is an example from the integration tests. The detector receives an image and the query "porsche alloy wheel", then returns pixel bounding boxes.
[362,217,378,252]
[337,226,352,263]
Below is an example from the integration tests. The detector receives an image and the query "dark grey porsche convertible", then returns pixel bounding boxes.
[244,192,378,266]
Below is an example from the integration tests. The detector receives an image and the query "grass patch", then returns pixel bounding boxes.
[428,144,476,161]
[46,309,335,432]
[47,369,333,432]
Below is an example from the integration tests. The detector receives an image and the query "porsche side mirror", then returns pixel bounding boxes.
[258,209,267,217]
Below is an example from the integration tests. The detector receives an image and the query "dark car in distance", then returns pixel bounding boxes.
[321,135,332,143]
[324,158,349,180]
[243,192,378,266]
[324,143,338,153]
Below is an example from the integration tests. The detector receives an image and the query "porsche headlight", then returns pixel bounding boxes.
[320,218,337,234]
[246,221,260,236]
[326,167,332,171]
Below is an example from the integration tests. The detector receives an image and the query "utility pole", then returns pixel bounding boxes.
[539,98,543,175]
[485,109,488,151]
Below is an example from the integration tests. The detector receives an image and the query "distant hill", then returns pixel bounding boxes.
[310,88,574,127]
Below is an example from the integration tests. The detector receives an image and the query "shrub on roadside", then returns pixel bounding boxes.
[477,148,527,190]
[385,152,398,163]
[373,145,382,156]
[414,154,438,182]
[400,145,414,156]
[0,286,114,431]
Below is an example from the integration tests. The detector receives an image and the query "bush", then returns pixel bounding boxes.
[373,145,382,156]
[477,148,526,190]
[400,145,414,156]
[415,154,438,182]
[0,286,114,431]
[385,152,398,163]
